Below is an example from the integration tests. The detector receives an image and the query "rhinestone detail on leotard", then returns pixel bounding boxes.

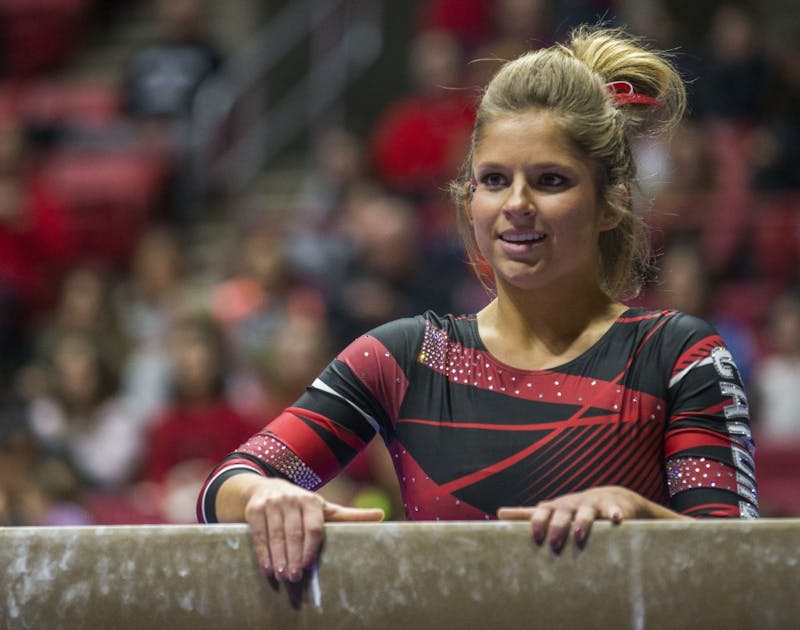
[237,432,322,490]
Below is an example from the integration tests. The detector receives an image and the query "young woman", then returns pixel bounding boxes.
[197,26,758,584]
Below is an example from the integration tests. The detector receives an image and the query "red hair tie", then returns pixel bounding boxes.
[606,81,663,109]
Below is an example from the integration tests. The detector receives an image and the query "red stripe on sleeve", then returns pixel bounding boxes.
[681,503,741,518]
[664,427,735,458]
[286,406,369,452]
[671,335,726,375]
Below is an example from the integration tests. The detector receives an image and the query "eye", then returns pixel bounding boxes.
[538,172,568,188]
[480,172,507,188]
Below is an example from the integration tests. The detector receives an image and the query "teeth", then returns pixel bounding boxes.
[502,233,544,243]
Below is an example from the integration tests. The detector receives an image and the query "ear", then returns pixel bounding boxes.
[598,184,628,232]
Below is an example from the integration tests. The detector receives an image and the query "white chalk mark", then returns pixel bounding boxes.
[310,562,322,610]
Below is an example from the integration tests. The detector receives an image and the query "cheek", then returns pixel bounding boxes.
[469,207,494,251]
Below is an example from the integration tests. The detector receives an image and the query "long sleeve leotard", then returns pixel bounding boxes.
[198,308,759,522]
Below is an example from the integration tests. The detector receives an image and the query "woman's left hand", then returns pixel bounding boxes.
[497,485,686,552]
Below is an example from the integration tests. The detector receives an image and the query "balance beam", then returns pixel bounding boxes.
[2,520,799,629]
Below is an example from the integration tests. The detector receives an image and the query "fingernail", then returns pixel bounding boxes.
[275,565,286,579]
[574,528,586,549]
[263,564,273,577]
[289,568,302,583]
[550,537,563,553]
[610,510,622,524]
[533,529,544,545]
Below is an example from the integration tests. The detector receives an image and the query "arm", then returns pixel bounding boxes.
[197,322,418,580]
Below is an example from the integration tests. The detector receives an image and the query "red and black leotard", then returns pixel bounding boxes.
[197,308,759,522]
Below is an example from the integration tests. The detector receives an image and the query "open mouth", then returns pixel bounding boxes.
[499,231,547,244]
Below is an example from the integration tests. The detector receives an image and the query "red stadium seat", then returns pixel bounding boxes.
[712,280,782,332]
[17,81,121,128]
[34,149,170,265]
[0,0,91,77]
[753,437,800,517]
[750,193,800,285]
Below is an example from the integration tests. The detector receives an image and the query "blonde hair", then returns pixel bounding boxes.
[451,26,686,299]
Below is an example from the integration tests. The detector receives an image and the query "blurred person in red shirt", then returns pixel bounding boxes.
[370,29,475,208]
[138,314,254,522]
[0,116,77,381]
[142,314,255,486]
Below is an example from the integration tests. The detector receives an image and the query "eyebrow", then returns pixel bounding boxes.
[474,161,576,172]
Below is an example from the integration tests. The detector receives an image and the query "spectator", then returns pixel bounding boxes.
[0,116,77,384]
[117,226,189,424]
[416,0,493,51]
[121,0,223,124]
[120,0,225,222]
[752,292,800,440]
[290,128,371,284]
[645,241,760,386]
[140,315,254,521]
[327,188,465,345]
[753,40,800,190]
[693,4,770,123]
[33,264,127,380]
[467,0,553,88]
[26,332,143,489]
[0,413,91,526]
[644,121,718,250]
[369,29,475,207]
[209,218,326,393]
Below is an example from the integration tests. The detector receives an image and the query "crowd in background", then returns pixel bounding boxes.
[1,0,799,527]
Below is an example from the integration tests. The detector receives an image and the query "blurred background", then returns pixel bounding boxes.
[0,0,798,526]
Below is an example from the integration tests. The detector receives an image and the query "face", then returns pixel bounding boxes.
[468,112,616,293]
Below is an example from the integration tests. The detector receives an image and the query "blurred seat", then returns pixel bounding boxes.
[0,0,91,78]
[34,148,170,265]
[753,437,800,517]
[0,80,122,142]
[712,280,781,333]
[12,80,121,129]
[750,192,800,285]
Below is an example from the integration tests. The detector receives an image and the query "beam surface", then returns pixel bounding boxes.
[2,520,799,629]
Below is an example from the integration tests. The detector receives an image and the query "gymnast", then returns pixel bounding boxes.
[197,25,759,584]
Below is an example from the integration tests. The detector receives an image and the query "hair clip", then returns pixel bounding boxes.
[605,81,663,109]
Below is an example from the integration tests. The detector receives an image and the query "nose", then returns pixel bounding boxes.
[502,177,535,217]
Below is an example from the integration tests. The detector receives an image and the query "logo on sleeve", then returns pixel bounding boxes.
[712,347,749,420]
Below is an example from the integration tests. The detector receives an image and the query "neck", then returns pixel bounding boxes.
[478,277,625,369]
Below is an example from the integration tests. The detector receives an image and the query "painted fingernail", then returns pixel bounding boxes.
[610,510,622,524]
[263,565,273,577]
[533,529,545,545]
[550,537,563,553]
[289,568,302,583]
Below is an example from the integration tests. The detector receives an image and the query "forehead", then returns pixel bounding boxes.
[474,111,585,164]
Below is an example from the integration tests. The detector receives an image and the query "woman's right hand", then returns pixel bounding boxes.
[228,474,384,583]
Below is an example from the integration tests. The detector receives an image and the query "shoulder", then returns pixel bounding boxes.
[619,307,720,343]
[366,311,474,345]
[340,311,475,367]
[615,308,727,375]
